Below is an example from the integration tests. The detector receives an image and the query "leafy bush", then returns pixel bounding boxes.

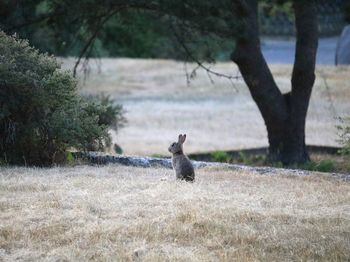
[0,31,124,166]
[85,95,127,132]
[82,95,126,151]
[337,117,350,155]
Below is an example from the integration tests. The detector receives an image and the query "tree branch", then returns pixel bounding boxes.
[73,9,120,76]
[317,69,337,118]
[172,22,241,83]
[6,11,64,31]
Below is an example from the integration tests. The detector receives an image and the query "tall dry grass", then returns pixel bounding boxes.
[1,165,349,261]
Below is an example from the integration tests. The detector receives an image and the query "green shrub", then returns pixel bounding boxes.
[0,31,123,166]
[85,95,127,132]
[83,95,126,151]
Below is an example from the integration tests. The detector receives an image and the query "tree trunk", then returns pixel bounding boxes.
[281,1,318,164]
[231,0,318,165]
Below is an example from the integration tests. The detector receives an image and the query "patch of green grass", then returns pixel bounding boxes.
[189,150,347,174]
[302,159,336,173]
[272,162,284,168]
[237,152,266,166]
[210,151,232,163]
[66,152,75,165]
[238,152,250,164]
[151,154,165,158]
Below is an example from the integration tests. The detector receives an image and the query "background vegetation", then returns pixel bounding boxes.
[0,0,349,167]
[0,3,232,61]
[0,32,125,166]
[1,0,347,60]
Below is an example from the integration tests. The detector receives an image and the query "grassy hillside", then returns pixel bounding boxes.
[1,165,349,261]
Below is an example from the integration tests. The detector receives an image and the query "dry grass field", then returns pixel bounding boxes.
[62,58,350,156]
[2,59,345,261]
[0,165,349,261]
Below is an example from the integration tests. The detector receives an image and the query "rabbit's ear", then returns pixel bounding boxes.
[182,134,187,143]
[178,134,186,144]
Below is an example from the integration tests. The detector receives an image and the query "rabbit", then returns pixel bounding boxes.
[168,134,195,182]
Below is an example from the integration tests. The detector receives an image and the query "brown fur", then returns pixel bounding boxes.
[168,134,195,182]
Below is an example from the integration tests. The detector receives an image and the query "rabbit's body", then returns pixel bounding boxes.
[168,134,195,182]
[172,154,195,181]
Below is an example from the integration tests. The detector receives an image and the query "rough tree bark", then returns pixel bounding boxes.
[231,0,318,165]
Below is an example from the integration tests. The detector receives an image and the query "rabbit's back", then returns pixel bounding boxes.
[172,155,195,181]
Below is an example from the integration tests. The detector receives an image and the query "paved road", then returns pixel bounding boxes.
[261,37,338,65]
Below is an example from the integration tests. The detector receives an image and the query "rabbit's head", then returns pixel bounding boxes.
[168,134,187,154]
